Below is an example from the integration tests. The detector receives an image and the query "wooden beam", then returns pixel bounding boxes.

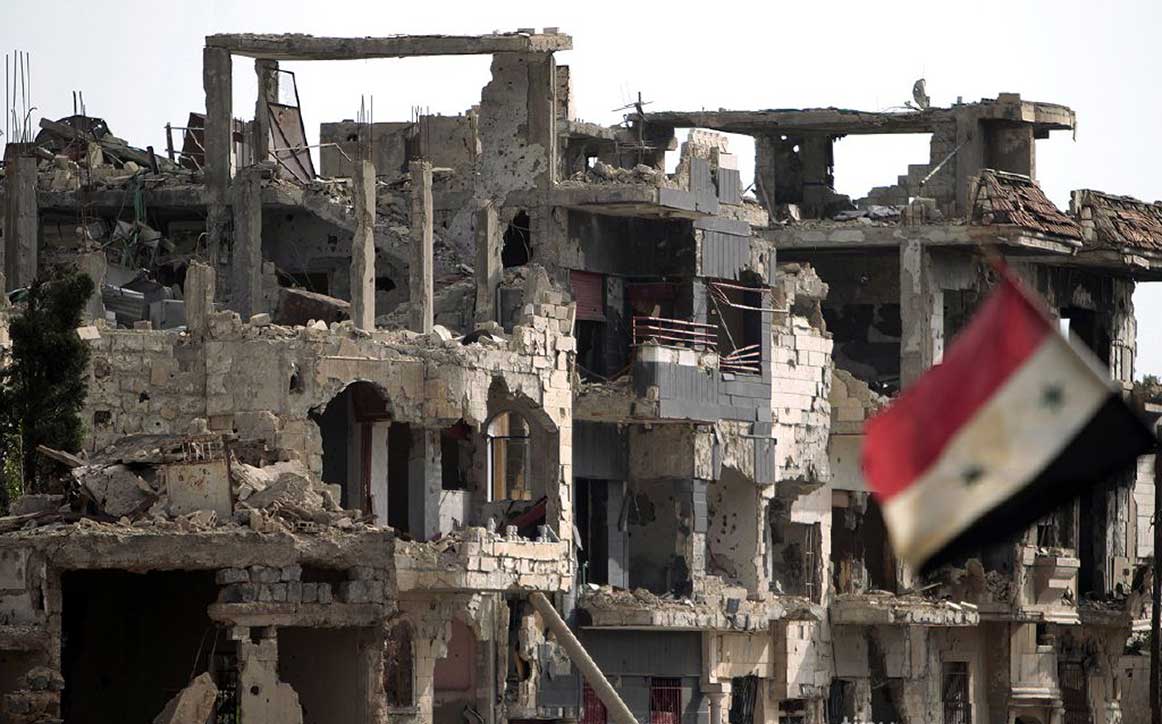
[204,32,572,60]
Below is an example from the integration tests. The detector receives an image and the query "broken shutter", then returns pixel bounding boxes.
[571,270,605,321]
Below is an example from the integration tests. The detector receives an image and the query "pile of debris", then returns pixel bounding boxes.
[565,160,673,187]
[3,433,363,536]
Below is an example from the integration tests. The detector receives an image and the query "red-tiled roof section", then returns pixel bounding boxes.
[972,169,1082,239]
[1071,189,1162,252]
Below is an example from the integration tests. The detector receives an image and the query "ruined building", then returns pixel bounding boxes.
[0,28,1160,724]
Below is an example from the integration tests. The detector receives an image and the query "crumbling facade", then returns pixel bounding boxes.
[0,27,1160,724]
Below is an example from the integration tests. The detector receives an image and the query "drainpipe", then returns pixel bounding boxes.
[528,592,637,724]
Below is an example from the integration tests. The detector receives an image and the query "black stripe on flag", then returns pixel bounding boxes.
[920,394,1156,574]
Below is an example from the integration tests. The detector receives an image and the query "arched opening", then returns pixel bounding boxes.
[486,411,532,502]
[311,382,410,530]
[434,620,476,724]
[502,210,530,267]
[384,621,415,709]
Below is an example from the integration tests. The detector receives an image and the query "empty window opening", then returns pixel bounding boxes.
[729,676,759,724]
[576,478,615,586]
[281,271,331,296]
[824,302,902,395]
[768,502,822,602]
[375,276,396,292]
[487,411,532,501]
[502,211,531,267]
[434,620,476,723]
[384,622,415,709]
[441,421,471,491]
[830,133,932,208]
[1036,500,1077,549]
[649,678,683,724]
[1061,307,1111,366]
[779,699,809,724]
[61,570,225,724]
[279,627,376,724]
[941,661,971,724]
[387,422,412,534]
[709,282,766,376]
[830,492,896,594]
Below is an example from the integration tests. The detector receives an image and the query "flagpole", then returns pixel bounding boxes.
[1152,437,1161,724]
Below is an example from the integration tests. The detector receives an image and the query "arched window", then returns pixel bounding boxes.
[384,622,415,708]
[486,411,532,501]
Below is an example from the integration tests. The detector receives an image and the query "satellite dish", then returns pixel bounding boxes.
[912,78,931,110]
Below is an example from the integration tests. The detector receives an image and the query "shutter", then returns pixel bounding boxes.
[570,270,605,321]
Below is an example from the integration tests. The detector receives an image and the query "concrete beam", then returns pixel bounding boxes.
[474,202,500,324]
[350,159,376,331]
[408,160,434,334]
[254,59,279,163]
[205,32,572,60]
[231,169,264,319]
[203,47,233,265]
[3,145,38,291]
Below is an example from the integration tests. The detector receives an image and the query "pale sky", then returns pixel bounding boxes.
[4,0,1160,374]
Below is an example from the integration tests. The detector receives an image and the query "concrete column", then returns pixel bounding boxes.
[606,480,629,589]
[350,159,377,331]
[203,47,233,265]
[0,272,9,349]
[369,420,390,525]
[3,144,38,291]
[253,59,279,163]
[76,250,107,322]
[408,428,441,541]
[899,238,943,387]
[528,592,636,724]
[408,160,433,334]
[231,168,263,319]
[523,54,557,188]
[185,260,216,334]
[237,632,304,723]
[474,202,501,324]
[706,689,730,724]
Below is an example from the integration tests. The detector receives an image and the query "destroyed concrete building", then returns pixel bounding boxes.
[0,27,1160,724]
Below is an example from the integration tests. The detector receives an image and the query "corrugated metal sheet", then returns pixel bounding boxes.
[571,270,605,321]
[717,168,742,204]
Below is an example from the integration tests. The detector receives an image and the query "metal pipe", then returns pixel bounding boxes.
[527,592,637,724]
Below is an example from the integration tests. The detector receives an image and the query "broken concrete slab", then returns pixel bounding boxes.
[152,672,218,724]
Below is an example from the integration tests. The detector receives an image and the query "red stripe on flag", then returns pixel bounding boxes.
[863,273,1052,501]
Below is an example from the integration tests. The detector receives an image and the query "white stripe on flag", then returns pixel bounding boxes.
[881,331,1115,566]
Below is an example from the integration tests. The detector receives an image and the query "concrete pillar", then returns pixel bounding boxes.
[474,202,500,324]
[76,250,107,322]
[706,689,730,724]
[253,59,279,163]
[237,632,304,723]
[899,238,943,387]
[185,260,216,334]
[203,47,233,266]
[231,168,263,319]
[0,272,9,349]
[350,159,376,331]
[408,160,433,334]
[408,428,441,541]
[524,54,557,188]
[369,420,390,525]
[3,144,38,291]
[606,481,629,589]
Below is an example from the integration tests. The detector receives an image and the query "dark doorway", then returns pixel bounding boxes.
[279,627,375,724]
[61,570,224,724]
[388,423,412,534]
[502,211,531,267]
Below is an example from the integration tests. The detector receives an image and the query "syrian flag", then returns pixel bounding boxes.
[862,265,1155,572]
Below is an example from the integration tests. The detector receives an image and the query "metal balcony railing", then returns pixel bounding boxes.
[631,315,717,350]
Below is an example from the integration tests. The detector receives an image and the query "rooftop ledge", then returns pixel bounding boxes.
[830,593,979,626]
[204,31,572,60]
